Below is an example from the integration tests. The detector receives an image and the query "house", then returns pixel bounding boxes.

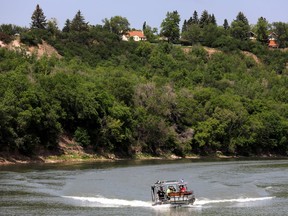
[122,30,146,42]
[268,32,279,48]
[247,31,257,41]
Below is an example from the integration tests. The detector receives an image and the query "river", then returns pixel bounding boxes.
[0,159,287,216]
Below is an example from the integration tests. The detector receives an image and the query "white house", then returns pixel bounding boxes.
[122,31,146,42]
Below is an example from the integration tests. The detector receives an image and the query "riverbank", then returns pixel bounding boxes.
[0,150,201,165]
[1,136,286,166]
[1,150,285,166]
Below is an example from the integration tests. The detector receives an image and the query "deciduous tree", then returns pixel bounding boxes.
[255,17,269,42]
[181,24,202,45]
[103,16,130,36]
[143,22,158,42]
[160,11,181,43]
[272,22,288,48]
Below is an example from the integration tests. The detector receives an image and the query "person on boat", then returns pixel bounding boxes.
[166,187,171,200]
[166,186,176,199]
[166,186,171,195]
[157,187,166,201]
[179,185,186,193]
[171,186,176,192]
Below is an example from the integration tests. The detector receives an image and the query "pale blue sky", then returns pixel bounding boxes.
[1,0,287,30]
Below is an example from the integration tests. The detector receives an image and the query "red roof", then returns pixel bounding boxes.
[128,31,145,38]
[268,40,278,48]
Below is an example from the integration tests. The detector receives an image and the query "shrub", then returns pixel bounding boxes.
[74,127,91,147]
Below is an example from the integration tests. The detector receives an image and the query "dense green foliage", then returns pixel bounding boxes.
[160,11,181,43]
[0,7,288,158]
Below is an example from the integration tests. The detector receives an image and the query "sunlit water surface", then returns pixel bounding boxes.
[1,159,288,216]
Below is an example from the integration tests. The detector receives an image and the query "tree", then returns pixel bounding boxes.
[198,10,216,28]
[62,19,71,32]
[181,20,188,33]
[160,11,181,43]
[223,19,229,30]
[209,14,217,25]
[47,18,59,37]
[192,10,199,25]
[255,17,269,42]
[30,4,47,29]
[143,22,158,42]
[103,16,130,36]
[202,24,222,47]
[199,10,209,28]
[70,10,89,32]
[235,12,249,25]
[181,24,202,45]
[272,22,288,48]
[230,12,250,40]
[0,24,25,35]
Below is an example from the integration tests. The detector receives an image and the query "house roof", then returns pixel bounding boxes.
[128,31,145,38]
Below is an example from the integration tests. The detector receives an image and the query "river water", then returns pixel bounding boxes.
[0,159,288,216]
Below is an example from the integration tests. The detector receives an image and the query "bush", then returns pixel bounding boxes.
[0,32,13,44]
[20,29,50,46]
[74,127,90,147]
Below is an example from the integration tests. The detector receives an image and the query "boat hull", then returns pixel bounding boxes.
[152,195,195,206]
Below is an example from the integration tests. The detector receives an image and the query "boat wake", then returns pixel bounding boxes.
[194,196,274,206]
[63,196,152,207]
[63,195,274,208]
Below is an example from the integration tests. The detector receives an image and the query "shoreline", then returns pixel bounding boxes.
[0,152,286,166]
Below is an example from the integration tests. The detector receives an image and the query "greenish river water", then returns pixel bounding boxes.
[0,159,288,215]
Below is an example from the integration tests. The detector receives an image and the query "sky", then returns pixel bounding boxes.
[1,0,287,31]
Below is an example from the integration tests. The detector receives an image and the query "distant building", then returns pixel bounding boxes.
[247,31,257,41]
[122,31,146,42]
[268,32,279,48]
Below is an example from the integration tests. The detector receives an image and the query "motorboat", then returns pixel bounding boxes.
[151,179,196,206]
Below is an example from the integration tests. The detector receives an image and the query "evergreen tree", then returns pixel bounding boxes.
[143,21,147,31]
[182,19,188,33]
[30,4,47,29]
[223,19,229,30]
[192,10,199,24]
[184,11,199,34]
[62,19,71,32]
[70,10,89,32]
[160,10,181,43]
[199,10,209,28]
[47,18,59,37]
[187,17,193,25]
[235,12,249,25]
[209,14,217,25]
[230,12,250,40]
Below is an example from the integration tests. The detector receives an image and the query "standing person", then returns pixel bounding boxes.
[157,187,166,201]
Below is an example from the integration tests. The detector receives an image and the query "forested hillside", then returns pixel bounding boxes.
[1,5,288,160]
